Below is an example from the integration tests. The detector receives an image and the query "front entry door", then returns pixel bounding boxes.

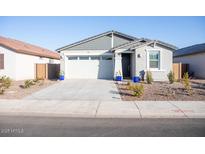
[122,53,131,78]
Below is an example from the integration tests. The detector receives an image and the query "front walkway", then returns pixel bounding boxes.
[0,100,205,118]
[24,79,121,101]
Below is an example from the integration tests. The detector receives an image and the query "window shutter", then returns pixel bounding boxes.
[0,54,4,69]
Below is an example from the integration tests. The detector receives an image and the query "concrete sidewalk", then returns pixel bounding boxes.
[0,100,205,118]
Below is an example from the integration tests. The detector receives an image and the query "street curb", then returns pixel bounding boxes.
[1,111,205,119]
[0,100,205,119]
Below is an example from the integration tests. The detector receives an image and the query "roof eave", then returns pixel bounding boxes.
[174,50,205,57]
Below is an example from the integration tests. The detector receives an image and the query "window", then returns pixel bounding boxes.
[90,56,100,60]
[68,56,78,60]
[102,55,112,60]
[79,56,89,60]
[0,54,4,69]
[149,51,160,69]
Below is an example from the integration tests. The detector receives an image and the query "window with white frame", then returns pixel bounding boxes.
[148,50,160,69]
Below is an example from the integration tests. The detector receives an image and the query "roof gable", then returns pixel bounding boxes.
[111,39,177,51]
[56,30,138,51]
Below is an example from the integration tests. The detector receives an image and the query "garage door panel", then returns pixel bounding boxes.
[66,58,113,79]
[98,60,113,79]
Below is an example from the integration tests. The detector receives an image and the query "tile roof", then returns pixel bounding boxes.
[174,43,205,57]
[0,36,60,59]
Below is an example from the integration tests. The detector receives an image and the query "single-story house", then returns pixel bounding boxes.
[174,43,205,79]
[57,30,177,81]
[0,36,60,80]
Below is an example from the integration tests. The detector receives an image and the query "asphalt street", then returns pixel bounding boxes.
[0,116,205,137]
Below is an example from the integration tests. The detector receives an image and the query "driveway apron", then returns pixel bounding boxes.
[24,79,121,101]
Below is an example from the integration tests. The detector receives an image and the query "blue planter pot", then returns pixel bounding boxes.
[116,76,122,81]
[59,75,64,80]
[133,76,140,83]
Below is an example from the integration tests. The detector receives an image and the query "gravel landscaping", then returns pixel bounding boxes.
[0,80,59,99]
[116,80,205,101]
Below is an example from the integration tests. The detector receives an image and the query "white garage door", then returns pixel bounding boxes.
[66,55,113,79]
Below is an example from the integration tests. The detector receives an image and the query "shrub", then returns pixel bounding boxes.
[59,71,64,76]
[0,76,12,88]
[167,71,175,84]
[127,81,132,86]
[129,84,144,97]
[0,86,5,95]
[24,80,35,88]
[33,78,40,83]
[118,70,122,76]
[183,72,193,95]
[146,71,153,84]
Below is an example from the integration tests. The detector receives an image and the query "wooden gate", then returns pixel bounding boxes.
[173,63,189,80]
[36,64,47,79]
[36,63,60,79]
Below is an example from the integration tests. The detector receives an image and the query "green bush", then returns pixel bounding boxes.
[146,71,153,84]
[167,71,175,84]
[24,80,35,88]
[183,72,193,95]
[0,76,12,88]
[129,84,144,97]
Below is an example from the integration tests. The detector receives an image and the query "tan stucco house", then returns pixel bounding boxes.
[0,36,60,80]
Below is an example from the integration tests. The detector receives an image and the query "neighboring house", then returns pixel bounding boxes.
[0,36,60,80]
[57,30,177,81]
[174,43,205,79]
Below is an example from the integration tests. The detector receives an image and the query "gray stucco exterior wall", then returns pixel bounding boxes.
[134,44,173,81]
[113,35,131,47]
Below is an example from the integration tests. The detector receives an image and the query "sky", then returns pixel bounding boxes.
[0,16,205,51]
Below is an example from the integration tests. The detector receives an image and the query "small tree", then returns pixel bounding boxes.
[167,71,175,84]
[146,71,153,84]
[183,72,193,95]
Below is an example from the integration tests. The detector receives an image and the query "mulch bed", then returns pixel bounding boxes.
[0,80,59,99]
[116,80,205,101]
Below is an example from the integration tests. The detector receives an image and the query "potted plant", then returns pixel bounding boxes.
[133,76,141,83]
[59,71,65,80]
[116,70,122,81]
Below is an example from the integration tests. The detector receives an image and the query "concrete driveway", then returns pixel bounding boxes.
[24,79,121,101]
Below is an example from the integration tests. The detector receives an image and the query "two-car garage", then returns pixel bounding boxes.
[65,54,114,79]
